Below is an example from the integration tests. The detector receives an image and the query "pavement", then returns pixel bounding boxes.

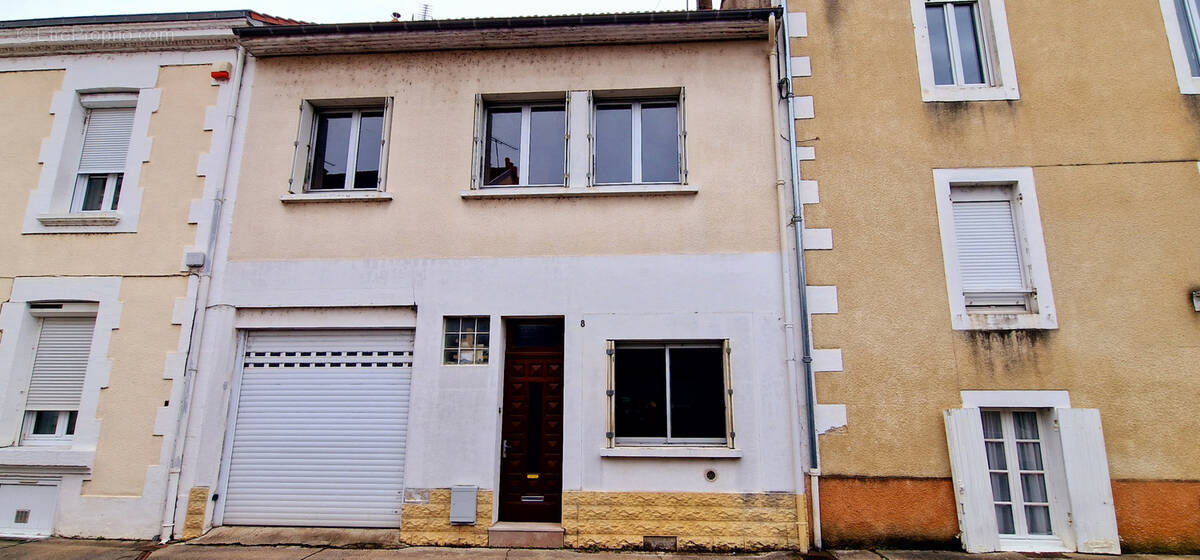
[1,539,1198,560]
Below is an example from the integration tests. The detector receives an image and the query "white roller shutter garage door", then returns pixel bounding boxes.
[220,330,413,527]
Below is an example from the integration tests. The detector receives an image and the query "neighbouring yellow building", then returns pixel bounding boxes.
[0,11,298,539]
[784,0,1200,553]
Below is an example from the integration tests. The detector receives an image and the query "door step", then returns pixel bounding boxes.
[487,521,565,548]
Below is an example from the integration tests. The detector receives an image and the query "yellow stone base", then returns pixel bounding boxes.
[562,491,809,551]
[181,486,209,539]
[400,489,493,546]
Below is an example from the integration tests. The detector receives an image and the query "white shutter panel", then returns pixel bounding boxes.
[77,108,135,174]
[223,330,413,528]
[952,199,1025,293]
[470,94,484,190]
[1054,408,1120,554]
[944,408,1001,552]
[25,317,95,411]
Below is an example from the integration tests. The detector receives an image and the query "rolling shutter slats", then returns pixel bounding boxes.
[25,317,95,411]
[223,330,413,528]
[953,200,1025,293]
[78,108,135,174]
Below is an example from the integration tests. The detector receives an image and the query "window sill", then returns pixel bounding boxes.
[954,312,1057,331]
[922,85,1020,103]
[36,212,121,226]
[0,447,93,472]
[461,184,699,199]
[600,447,742,459]
[280,191,393,203]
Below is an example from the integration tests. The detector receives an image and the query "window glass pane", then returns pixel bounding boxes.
[444,333,460,349]
[981,410,1003,439]
[66,411,78,435]
[32,411,58,435]
[926,5,956,85]
[1177,0,1200,76]
[668,347,725,439]
[1017,441,1043,470]
[477,317,490,332]
[995,504,1015,534]
[81,175,108,211]
[1025,505,1052,535]
[985,441,1007,470]
[1013,411,1039,439]
[109,175,123,210]
[310,113,352,189]
[989,472,1011,501]
[595,105,633,184]
[354,111,384,189]
[510,323,562,349]
[485,108,522,185]
[528,107,565,185]
[1021,473,1048,503]
[614,348,667,438]
[953,3,986,84]
[640,103,680,183]
[445,317,461,333]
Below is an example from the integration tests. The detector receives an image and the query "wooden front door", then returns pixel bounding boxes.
[498,319,564,522]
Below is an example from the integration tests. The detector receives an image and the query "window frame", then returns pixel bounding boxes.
[605,339,733,449]
[910,0,1020,102]
[590,94,687,186]
[71,173,123,213]
[980,408,1063,545]
[1159,0,1200,93]
[479,101,569,188]
[933,168,1056,330]
[19,410,78,445]
[288,97,393,196]
[442,316,490,366]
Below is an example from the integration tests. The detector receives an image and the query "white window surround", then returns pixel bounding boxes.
[1158,0,1200,93]
[945,391,1121,554]
[933,167,1057,330]
[0,278,120,471]
[910,0,1020,102]
[462,89,694,199]
[286,97,393,200]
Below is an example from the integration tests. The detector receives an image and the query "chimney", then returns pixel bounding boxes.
[698,0,713,9]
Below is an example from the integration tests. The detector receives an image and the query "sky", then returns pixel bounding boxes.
[3,0,698,23]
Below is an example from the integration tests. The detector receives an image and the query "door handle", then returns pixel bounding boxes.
[502,439,509,459]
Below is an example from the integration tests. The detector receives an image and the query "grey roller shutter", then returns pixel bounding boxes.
[952,199,1025,293]
[222,330,413,528]
[25,317,95,411]
[77,107,135,174]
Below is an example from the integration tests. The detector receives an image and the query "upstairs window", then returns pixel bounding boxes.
[910,0,1019,101]
[483,103,566,186]
[1159,0,1200,93]
[73,106,134,212]
[289,98,393,195]
[593,96,684,185]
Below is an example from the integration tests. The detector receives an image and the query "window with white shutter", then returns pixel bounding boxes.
[72,107,134,212]
[933,168,1057,330]
[20,316,96,444]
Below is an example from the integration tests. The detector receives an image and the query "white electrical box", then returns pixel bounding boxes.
[449,485,477,525]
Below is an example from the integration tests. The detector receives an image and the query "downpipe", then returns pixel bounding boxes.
[778,0,824,549]
[157,45,247,544]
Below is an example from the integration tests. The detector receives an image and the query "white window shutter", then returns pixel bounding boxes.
[952,199,1025,293]
[678,87,688,184]
[288,102,316,193]
[25,317,95,411]
[1054,408,1121,554]
[944,408,1001,552]
[470,94,484,190]
[377,97,394,190]
[77,108,135,174]
[604,339,615,448]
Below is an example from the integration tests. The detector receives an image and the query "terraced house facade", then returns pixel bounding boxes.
[783,0,1200,554]
[0,11,299,539]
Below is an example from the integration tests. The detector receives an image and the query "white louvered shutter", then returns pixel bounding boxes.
[944,408,1001,553]
[222,330,413,528]
[77,108,135,174]
[952,197,1025,293]
[25,317,95,411]
[1054,408,1121,554]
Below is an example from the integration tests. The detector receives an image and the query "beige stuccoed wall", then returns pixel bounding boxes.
[0,65,217,495]
[229,41,779,261]
[792,0,1200,482]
